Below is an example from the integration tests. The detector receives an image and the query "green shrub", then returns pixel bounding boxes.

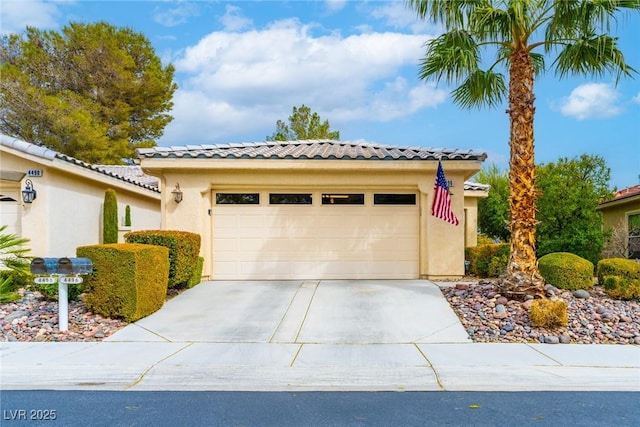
[187,256,204,288]
[487,254,508,277]
[125,230,200,288]
[601,276,640,300]
[476,235,495,246]
[37,281,83,302]
[465,243,509,277]
[596,258,640,284]
[0,275,21,302]
[530,299,568,328]
[538,252,594,290]
[597,258,640,299]
[124,205,132,227]
[77,243,169,322]
[103,189,118,244]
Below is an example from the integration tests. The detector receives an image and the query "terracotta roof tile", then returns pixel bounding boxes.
[136,140,487,161]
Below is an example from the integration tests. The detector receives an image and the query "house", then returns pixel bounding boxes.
[0,134,161,258]
[597,185,640,259]
[136,140,487,280]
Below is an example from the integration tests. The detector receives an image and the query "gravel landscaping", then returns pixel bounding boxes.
[1,281,639,344]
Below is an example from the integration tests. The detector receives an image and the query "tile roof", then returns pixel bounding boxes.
[1,134,160,192]
[613,185,640,201]
[463,182,490,192]
[136,140,487,161]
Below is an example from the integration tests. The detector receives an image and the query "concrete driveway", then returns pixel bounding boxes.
[107,280,470,344]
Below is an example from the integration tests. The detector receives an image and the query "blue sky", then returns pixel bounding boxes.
[2,1,639,189]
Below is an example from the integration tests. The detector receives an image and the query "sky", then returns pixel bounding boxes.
[2,0,639,189]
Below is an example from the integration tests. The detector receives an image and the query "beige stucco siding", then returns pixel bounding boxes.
[1,145,161,257]
[599,198,640,231]
[142,158,482,280]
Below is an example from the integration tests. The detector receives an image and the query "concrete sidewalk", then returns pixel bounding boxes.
[1,280,639,391]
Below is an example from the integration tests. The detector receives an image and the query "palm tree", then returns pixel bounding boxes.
[408,0,638,298]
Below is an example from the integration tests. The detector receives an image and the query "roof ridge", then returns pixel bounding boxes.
[1,135,159,193]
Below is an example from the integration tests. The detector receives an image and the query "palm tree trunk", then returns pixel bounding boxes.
[502,47,546,299]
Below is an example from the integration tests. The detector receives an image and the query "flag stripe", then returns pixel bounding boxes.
[431,161,459,226]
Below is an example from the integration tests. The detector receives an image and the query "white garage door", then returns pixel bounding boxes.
[212,191,419,280]
[0,189,21,237]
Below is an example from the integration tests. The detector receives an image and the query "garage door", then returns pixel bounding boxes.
[0,189,21,237]
[212,191,419,280]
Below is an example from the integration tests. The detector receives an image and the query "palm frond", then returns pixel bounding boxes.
[451,70,507,109]
[419,30,480,85]
[553,34,637,82]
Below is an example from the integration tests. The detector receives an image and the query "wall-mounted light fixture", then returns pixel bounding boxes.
[22,179,37,204]
[171,183,183,203]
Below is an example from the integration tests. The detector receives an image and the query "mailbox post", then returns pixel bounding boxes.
[30,257,93,332]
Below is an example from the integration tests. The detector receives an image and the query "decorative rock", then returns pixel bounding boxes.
[559,334,571,344]
[5,310,28,322]
[502,323,515,332]
[496,297,508,305]
[495,304,506,313]
[544,336,560,344]
[573,290,590,299]
[522,300,534,310]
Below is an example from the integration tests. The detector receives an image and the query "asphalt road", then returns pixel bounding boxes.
[1,391,639,426]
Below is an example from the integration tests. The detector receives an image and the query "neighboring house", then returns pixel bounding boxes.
[137,140,487,280]
[597,185,640,259]
[0,135,161,258]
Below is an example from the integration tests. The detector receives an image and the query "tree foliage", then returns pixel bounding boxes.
[267,105,340,141]
[536,154,611,265]
[408,0,637,296]
[0,22,177,164]
[475,164,510,242]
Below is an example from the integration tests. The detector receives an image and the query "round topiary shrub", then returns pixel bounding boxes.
[538,252,594,290]
[597,258,640,299]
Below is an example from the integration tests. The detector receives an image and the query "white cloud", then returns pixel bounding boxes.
[162,19,442,144]
[325,0,348,13]
[0,0,61,34]
[219,4,252,32]
[557,83,622,120]
[632,92,640,104]
[153,1,200,27]
[369,2,439,34]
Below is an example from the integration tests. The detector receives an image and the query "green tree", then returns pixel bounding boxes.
[267,105,340,141]
[476,164,510,242]
[409,0,637,297]
[536,154,611,264]
[0,22,177,164]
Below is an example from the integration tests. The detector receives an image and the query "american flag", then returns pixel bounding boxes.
[432,161,459,226]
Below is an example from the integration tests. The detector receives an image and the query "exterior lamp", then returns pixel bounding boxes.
[171,183,183,203]
[22,179,37,204]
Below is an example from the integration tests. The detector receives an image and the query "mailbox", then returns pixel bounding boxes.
[57,257,93,275]
[30,258,61,275]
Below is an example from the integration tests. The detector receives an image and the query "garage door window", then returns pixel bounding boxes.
[216,193,260,204]
[374,194,416,205]
[322,194,364,205]
[269,193,312,205]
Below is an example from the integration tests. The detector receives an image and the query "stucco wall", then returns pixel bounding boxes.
[1,148,161,258]
[600,198,640,231]
[144,159,481,280]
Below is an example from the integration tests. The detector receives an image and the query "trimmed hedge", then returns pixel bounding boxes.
[187,256,204,288]
[538,252,594,290]
[125,230,201,289]
[597,258,640,300]
[465,243,509,277]
[77,243,169,322]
